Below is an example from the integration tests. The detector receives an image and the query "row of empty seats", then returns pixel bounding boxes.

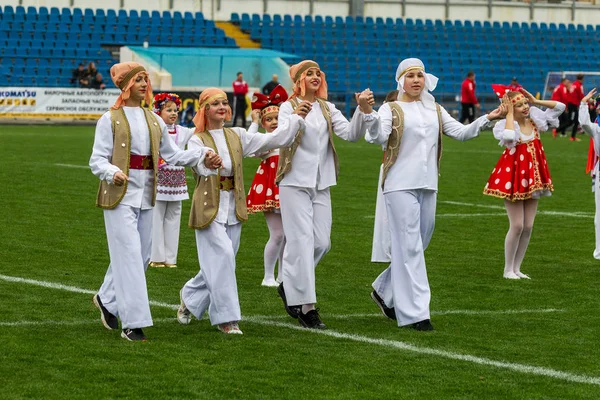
[234,13,600,95]
[0,6,236,87]
[233,12,600,32]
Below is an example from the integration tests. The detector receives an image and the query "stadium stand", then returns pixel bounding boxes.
[0,5,237,87]
[233,12,600,97]
[2,4,598,99]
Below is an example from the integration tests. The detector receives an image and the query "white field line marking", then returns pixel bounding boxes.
[0,274,178,310]
[0,273,597,386]
[0,317,176,327]
[362,213,507,219]
[251,309,566,320]
[243,316,600,386]
[54,163,89,169]
[440,200,594,218]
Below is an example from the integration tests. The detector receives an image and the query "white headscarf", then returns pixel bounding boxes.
[395,58,439,110]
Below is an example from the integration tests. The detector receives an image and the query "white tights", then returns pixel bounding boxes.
[264,212,285,282]
[503,199,538,279]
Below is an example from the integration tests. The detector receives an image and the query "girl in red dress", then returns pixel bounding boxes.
[246,85,288,287]
[484,87,566,279]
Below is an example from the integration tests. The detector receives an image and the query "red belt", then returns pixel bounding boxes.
[130,154,154,170]
[219,176,235,191]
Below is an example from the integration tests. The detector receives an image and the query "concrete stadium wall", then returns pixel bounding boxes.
[2,0,600,24]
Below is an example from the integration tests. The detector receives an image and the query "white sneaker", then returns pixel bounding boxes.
[503,271,520,280]
[261,278,279,287]
[515,272,531,279]
[218,322,243,335]
[177,290,192,325]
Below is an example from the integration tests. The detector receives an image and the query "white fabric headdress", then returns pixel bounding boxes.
[395,58,439,110]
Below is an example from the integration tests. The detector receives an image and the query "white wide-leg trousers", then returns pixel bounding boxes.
[151,200,183,264]
[98,204,153,329]
[181,222,242,326]
[279,186,332,306]
[372,189,437,327]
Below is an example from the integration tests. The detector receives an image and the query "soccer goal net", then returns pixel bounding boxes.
[543,71,600,100]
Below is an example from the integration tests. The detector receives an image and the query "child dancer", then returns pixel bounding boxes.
[246,85,289,287]
[275,60,370,330]
[149,93,196,268]
[356,58,506,330]
[89,62,220,341]
[484,85,565,279]
[177,88,306,335]
[579,88,600,259]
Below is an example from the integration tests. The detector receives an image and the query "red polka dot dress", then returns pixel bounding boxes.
[483,106,561,201]
[247,150,280,213]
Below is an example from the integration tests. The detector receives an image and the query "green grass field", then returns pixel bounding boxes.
[2,124,600,399]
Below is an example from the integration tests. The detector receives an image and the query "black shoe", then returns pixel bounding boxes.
[277,284,301,319]
[121,328,147,341]
[298,309,327,329]
[370,291,397,321]
[93,294,118,330]
[412,319,434,331]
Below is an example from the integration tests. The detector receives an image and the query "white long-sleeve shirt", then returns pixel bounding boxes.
[277,100,368,190]
[493,102,566,148]
[188,114,305,225]
[579,103,600,169]
[361,100,493,193]
[89,106,208,210]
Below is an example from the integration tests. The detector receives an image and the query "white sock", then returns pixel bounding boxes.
[301,304,315,314]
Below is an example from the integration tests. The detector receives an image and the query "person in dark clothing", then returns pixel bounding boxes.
[262,74,279,95]
[460,71,479,123]
[89,73,106,90]
[551,78,571,138]
[568,74,585,141]
[87,62,98,80]
[232,72,249,128]
[71,63,89,87]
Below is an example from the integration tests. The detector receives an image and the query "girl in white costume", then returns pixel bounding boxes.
[149,93,196,269]
[89,62,220,342]
[356,58,506,330]
[176,88,306,335]
[275,60,370,329]
[246,85,289,287]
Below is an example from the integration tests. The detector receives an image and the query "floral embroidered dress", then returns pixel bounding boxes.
[484,103,565,201]
[156,124,196,201]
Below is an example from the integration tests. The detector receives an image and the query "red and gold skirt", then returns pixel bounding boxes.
[247,155,280,213]
[483,138,553,201]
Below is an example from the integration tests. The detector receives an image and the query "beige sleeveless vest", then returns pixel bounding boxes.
[381,102,443,189]
[276,97,339,183]
[188,128,248,230]
[96,107,162,209]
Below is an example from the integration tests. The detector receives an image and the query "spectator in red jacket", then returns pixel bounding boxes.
[460,71,479,123]
[552,78,571,138]
[568,74,585,141]
[232,72,249,128]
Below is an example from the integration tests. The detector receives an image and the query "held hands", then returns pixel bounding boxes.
[519,88,537,105]
[355,88,375,114]
[113,171,129,186]
[582,88,597,104]
[251,109,261,124]
[293,101,312,119]
[487,103,508,121]
[204,150,222,169]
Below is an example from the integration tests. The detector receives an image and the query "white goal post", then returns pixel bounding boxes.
[543,71,600,100]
